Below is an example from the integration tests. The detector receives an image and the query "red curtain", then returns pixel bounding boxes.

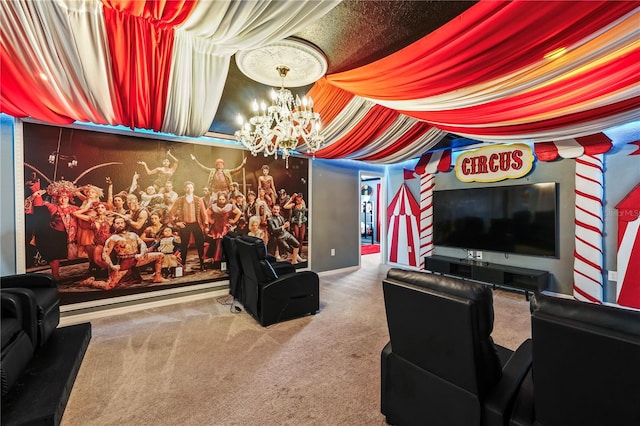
[402,50,640,125]
[326,1,638,100]
[437,97,640,137]
[314,105,399,158]
[307,78,355,126]
[101,0,197,131]
[0,53,76,124]
[360,122,433,161]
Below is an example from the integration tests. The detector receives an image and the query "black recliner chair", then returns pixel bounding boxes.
[1,273,60,348]
[381,268,532,426]
[222,231,244,302]
[235,235,319,326]
[510,293,640,426]
[1,292,36,397]
[1,272,92,425]
[222,232,298,307]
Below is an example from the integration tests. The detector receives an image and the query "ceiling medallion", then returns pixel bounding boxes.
[235,37,328,87]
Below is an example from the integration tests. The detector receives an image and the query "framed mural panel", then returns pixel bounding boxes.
[21,122,309,305]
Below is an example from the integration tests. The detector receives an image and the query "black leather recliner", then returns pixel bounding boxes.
[510,293,640,426]
[1,273,91,425]
[222,232,297,307]
[222,231,244,302]
[381,268,532,426]
[235,235,319,326]
[1,292,36,396]
[1,273,60,348]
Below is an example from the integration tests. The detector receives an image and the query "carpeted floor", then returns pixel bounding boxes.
[60,254,531,426]
[361,244,381,255]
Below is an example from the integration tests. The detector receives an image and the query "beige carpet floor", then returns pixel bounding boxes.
[61,254,531,426]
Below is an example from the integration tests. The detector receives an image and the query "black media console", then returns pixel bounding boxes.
[424,255,549,299]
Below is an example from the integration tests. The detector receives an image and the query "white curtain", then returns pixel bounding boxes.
[162,0,342,136]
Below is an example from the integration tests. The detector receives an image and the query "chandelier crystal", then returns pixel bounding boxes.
[234,65,325,166]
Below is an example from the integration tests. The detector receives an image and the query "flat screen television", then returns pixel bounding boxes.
[433,182,558,257]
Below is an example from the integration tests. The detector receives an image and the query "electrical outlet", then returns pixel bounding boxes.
[475,251,483,260]
[220,262,227,271]
[331,248,335,256]
[608,270,618,281]
[467,249,474,259]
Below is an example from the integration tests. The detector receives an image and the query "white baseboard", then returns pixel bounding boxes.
[60,282,229,326]
[318,265,360,277]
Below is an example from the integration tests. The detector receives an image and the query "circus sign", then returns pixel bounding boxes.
[455,144,534,183]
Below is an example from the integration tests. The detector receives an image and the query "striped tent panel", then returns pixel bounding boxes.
[387,184,420,267]
[616,184,640,309]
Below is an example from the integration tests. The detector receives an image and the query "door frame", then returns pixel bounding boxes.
[359,170,386,264]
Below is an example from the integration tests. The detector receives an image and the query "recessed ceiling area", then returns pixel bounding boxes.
[209,1,477,136]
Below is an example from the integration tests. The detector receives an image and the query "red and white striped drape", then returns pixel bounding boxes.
[0,0,340,136]
[3,1,636,165]
[308,1,639,163]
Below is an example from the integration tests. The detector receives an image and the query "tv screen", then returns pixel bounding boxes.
[433,182,558,257]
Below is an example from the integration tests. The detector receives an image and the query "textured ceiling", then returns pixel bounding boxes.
[209,1,477,136]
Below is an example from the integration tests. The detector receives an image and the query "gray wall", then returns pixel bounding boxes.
[1,116,17,275]
[387,148,640,301]
[309,159,386,272]
[422,159,575,294]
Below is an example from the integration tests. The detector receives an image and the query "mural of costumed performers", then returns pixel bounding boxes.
[204,191,242,268]
[79,216,166,290]
[149,226,182,278]
[30,180,80,281]
[21,122,309,305]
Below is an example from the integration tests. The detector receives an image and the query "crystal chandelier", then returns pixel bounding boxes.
[235,65,325,166]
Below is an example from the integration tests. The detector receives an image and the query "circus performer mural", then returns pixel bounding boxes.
[22,123,309,305]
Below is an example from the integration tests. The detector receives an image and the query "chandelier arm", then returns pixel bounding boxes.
[235,66,326,167]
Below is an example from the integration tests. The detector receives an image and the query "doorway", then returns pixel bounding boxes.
[360,173,382,256]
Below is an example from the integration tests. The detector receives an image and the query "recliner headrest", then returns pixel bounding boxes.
[236,235,277,281]
[386,268,495,337]
[237,235,268,258]
[531,293,640,338]
[387,268,492,304]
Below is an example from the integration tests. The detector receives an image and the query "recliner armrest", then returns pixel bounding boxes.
[265,271,320,287]
[1,273,58,289]
[380,341,392,416]
[508,369,534,426]
[483,338,533,426]
[1,291,38,347]
[270,261,296,276]
[0,286,60,349]
[262,270,319,293]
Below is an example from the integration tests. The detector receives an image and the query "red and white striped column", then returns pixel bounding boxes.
[419,173,435,266]
[573,154,605,303]
[414,150,451,268]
